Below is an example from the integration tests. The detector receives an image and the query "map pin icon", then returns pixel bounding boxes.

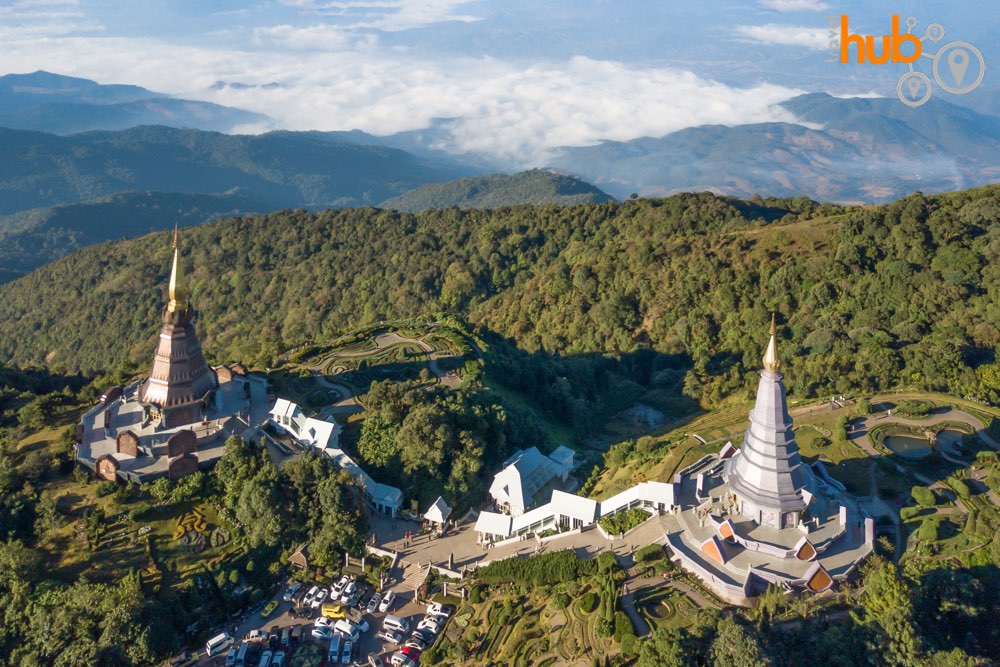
[906,78,921,99]
[948,50,970,86]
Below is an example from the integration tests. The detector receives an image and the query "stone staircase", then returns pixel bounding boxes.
[391,560,428,595]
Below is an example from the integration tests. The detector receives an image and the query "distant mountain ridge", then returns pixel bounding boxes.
[0,124,475,215]
[0,71,268,134]
[546,93,1000,203]
[379,170,612,211]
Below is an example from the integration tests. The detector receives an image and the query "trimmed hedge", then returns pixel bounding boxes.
[476,549,596,586]
[634,544,665,562]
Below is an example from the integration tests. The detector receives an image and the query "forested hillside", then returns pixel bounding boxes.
[379,169,612,211]
[0,187,997,407]
[0,191,268,283]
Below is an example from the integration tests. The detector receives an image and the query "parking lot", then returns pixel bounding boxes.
[192,572,449,667]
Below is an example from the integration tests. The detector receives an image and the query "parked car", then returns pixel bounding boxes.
[271,651,286,667]
[328,634,342,664]
[321,602,347,619]
[311,587,328,609]
[302,586,319,607]
[346,590,362,608]
[339,582,356,604]
[268,627,280,650]
[260,600,279,619]
[368,654,385,667]
[291,589,306,606]
[404,636,427,651]
[341,639,353,665]
[311,625,334,641]
[290,624,303,644]
[168,652,198,667]
[410,628,435,644]
[280,626,291,648]
[378,629,404,645]
[378,591,396,613]
[225,647,238,666]
[426,603,454,619]
[400,646,421,663]
[416,618,442,635]
[282,581,302,602]
[245,629,267,644]
[257,650,272,667]
[355,616,370,633]
[314,616,336,629]
[331,575,350,598]
[366,593,382,615]
[389,653,417,667]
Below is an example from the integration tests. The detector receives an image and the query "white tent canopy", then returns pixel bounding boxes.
[423,496,452,524]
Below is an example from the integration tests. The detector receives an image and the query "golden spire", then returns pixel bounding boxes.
[762,312,781,373]
[167,225,188,313]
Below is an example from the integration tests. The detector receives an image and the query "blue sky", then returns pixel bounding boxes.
[1,0,994,164]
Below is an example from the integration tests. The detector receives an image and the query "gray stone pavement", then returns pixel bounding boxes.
[371,510,674,580]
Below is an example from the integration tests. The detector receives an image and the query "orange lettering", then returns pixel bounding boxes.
[890,15,922,63]
[840,15,865,63]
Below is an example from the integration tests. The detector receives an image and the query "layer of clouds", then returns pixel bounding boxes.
[1,29,805,166]
[736,24,829,50]
[758,0,829,11]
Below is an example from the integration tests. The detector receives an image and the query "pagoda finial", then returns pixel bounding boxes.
[763,312,780,373]
[167,227,188,313]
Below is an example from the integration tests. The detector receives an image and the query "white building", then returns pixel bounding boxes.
[268,399,402,516]
[488,446,576,516]
[269,398,342,453]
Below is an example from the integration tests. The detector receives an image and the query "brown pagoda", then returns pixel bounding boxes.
[139,229,217,428]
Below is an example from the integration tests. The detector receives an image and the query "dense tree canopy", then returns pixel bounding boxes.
[0,186,995,408]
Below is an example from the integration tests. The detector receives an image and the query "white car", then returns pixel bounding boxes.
[425,603,453,619]
[311,626,334,641]
[331,575,350,598]
[282,581,302,602]
[302,586,319,607]
[311,587,328,609]
[339,579,357,604]
[378,629,404,645]
[417,618,442,635]
[366,593,382,615]
[378,591,396,613]
[314,616,336,629]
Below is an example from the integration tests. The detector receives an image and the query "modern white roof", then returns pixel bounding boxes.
[550,489,598,523]
[549,445,576,471]
[423,496,452,524]
[474,511,512,536]
[490,447,561,512]
[269,398,299,420]
[372,482,403,508]
[595,481,677,518]
[303,416,337,449]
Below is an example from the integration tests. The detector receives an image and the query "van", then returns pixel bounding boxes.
[321,602,346,619]
[333,619,360,643]
[235,642,250,667]
[328,634,341,663]
[382,614,409,634]
[206,632,235,657]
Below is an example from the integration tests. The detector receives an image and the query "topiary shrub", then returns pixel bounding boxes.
[634,544,664,562]
[578,592,598,614]
[911,486,935,507]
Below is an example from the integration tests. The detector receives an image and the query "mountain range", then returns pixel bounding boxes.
[547,93,1000,204]
[0,71,267,134]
